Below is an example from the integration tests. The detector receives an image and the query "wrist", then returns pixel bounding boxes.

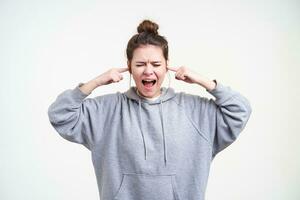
[78,80,98,95]
[206,79,217,91]
[89,79,101,87]
[196,78,216,91]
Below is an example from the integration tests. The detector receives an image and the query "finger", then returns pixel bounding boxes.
[117,67,129,73]
[176,71,183,78]
[167,66,179,72]
[176,71,186,80]
[112,74,121,82]
[178,75,185,80]
[175,76,183,81]
[107,79,113,84]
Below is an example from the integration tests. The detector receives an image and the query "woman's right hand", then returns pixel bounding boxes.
[79,67,129,95]
[93,67,129,86]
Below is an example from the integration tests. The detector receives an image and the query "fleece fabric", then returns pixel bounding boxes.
[47,81,252,200]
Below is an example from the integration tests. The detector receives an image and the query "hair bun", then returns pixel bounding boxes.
[137,19,159,35]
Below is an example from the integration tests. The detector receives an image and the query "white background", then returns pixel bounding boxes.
[1,0,299,199]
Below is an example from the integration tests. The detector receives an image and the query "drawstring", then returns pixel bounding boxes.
[159,100,167,166]
[137,98,168,167]
[138,99,147,161]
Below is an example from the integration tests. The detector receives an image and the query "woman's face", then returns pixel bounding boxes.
[129,44,168,98]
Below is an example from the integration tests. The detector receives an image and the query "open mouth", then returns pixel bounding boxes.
[142,80,157,88]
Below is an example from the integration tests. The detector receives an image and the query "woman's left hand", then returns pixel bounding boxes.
[167,66,201,84]
[167,66,217,91]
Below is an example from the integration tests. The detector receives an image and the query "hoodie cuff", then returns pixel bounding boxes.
[206,80,237,105]
[70,83,90,102]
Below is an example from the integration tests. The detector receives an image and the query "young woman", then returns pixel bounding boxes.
[48,19,252,200]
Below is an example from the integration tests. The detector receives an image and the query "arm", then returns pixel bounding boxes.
[202,81,252,158]
[47,67,128,150]
[47,84,101,150]
[168,66,252,158]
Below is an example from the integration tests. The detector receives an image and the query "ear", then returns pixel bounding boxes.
[166,60,169,71]
[127,60,132,73]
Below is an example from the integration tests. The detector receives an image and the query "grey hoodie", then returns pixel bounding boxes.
[47,80,252,200]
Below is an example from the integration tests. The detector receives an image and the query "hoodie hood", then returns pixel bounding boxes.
[124,86,176,104]
[124,87,176,166]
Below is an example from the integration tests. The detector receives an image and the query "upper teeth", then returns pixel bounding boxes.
[144,80,154,82]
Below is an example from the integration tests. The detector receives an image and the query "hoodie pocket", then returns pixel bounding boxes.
[113,173,181,200]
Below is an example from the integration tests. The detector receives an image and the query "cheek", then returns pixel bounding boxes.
[131,70,142,82]
[131,68,139,76]
[155,68,167,78]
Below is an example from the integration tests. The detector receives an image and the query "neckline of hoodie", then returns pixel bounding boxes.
[135,88,162,102]
[124,86,176,105]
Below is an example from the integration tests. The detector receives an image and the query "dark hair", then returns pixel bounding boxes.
[126,19,169,71]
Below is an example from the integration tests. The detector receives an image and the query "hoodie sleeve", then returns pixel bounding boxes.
[47,83,115,150]
[182,80,252,158]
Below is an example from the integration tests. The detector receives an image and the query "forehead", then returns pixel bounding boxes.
[132,45,164,62]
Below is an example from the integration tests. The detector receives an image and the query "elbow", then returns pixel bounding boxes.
[237,99,252,133]
[47,104,55,123]
[243,97,252,123]
[235,94,252,125]
[47,104,61,124]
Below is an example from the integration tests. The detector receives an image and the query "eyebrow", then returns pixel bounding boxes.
[135,61,162,64]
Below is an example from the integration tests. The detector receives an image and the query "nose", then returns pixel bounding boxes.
[143,63,154,75]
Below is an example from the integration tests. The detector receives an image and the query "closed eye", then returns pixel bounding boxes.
[136,64,161,67]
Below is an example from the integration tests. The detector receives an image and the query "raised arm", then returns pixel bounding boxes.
[47,67,128,150]
[168,66,252,158]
